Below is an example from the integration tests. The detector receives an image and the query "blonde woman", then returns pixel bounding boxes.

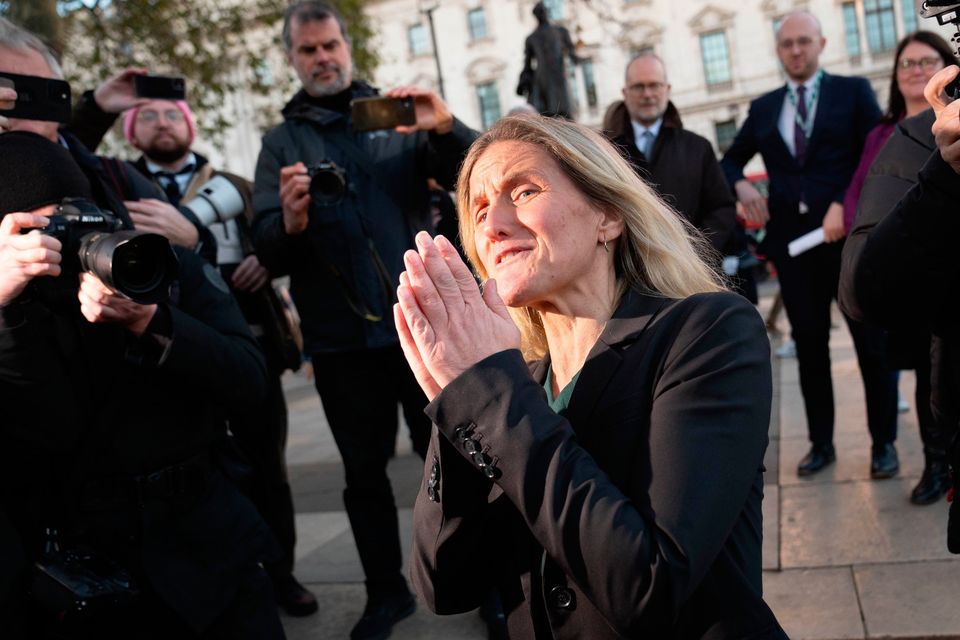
[395,115,785,639]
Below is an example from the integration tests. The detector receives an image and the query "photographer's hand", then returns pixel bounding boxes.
[231,254,270,293]
[125,199,199,249]
[94,67,150,114]
[279,163,311,235]
[386,87,453,135]
[925,66,960,176]
[78,272,157,336]
[0,208,61,307]
[0,85,15,133]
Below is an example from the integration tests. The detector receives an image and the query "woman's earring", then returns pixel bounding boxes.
[603,239,610,253]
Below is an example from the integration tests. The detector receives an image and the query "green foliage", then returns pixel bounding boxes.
[1,0,377,144]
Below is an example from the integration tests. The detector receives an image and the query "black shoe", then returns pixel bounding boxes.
[273,573,318,617]
[910,462,951,505]
[351,592,416,640]
[870,443,900,480]
[797,444,836,477]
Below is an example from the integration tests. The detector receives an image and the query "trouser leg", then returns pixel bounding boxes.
[312,347,409,599]
[229,373,296,576]
[845,314,898,447]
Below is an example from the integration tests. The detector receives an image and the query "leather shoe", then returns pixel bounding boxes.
[351,591,416,640]
[797,444,836,477]
[910,461,951,505]
[273,573,318,617]
[870,442,900,479]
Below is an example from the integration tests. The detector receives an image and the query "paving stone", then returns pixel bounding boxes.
[763,567,864,640]
[780,479,952,568]
[855,560,960,639]
[763,484,780,571]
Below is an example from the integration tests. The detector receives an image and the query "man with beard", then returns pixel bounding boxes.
[66,92,317,617]
[252,2,476,638]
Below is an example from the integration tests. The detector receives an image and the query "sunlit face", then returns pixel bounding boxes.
[897,41,944,104]
[622,56,671,126]
[0,46,60,141]
[131,99,192,162]
[776,14,825,82]
[468,141,614,309]
[287,17,353,97]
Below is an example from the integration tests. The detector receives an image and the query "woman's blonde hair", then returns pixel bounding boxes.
[456,115,725,360]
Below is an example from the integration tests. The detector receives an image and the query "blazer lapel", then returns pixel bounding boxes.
[562,290,669,435]
[761,86,797,168]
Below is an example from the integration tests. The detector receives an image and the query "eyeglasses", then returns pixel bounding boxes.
[777,37,815,50]
[626,82,666,94]
[897,57,943,72]
[136,109,184,123]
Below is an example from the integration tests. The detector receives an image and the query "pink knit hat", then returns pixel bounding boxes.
[123,100,196,145]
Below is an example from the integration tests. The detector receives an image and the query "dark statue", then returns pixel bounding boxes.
[516,2,582,118]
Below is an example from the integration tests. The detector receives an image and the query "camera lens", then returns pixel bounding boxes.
[309,164,347,206]
[78,231,179,304]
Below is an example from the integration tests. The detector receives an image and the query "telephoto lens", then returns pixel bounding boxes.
[78,230,179,305]
[181,175,246,226]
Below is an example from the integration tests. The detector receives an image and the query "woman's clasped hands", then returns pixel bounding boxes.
[395,231,520,400]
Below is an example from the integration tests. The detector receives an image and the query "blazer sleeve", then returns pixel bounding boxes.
[721,103,760,187]
[414,293,772,635]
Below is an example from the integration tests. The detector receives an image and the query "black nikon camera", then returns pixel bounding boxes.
[34,198,178,304]
[306,161,348,206]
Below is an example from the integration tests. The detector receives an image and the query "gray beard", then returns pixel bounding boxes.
[307,68,349,96]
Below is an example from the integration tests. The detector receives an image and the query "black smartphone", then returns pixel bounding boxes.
[0,72,72,123]
[134,75,186,100]
[351,96,416,132]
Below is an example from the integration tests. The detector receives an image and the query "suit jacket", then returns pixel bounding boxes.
[411,290,786,639]
[721,72,880,257]
[604,101,736,253]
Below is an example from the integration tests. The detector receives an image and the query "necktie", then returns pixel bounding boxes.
[158,175,182,207]
[640,130,655,159]
[794,85,808,165]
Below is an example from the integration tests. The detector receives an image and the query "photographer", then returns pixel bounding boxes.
[0,131,284,638]
[252,2,476,638]
[839,63,960,550]
[65,87,314,617]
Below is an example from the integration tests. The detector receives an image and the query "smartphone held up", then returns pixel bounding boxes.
[350,96,416,132]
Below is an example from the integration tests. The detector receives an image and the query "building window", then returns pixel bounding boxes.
[629,44,655,59]
[582,58,598,108]
[476,82,501,129]
[772,16,783,38]
[842,2,862,58]
[468,7,488,41]
[901,0,918,34]
[408,23,430,57]
[699,31,732,87]
[542,0,565,21]
[715,119,738,153]
[864,0,897,53]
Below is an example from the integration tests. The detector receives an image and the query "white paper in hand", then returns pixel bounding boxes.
[788,228,825,257]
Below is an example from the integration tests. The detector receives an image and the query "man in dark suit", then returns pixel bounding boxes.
[721,10,899,477]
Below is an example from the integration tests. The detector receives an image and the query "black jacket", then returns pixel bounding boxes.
[838,110,960,550]
[721,73,880,257]
[0,139,276,633]
[252,83,477,354]
[604,101,736,253]
[412,290,785,639]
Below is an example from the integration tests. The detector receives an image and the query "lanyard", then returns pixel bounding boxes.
[787,69,823,139]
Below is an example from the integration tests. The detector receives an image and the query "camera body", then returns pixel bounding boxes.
[35,199,178,304]
[919,1,960,97]
[306,161,348,206]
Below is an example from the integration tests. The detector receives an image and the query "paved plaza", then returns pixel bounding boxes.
[278,289,960,640]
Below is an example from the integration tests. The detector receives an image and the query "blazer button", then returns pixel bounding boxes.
[471,451,489,467]
[549,586,574,610]
[427,485,439,502]
[483,465,498,479]
[463,438,480,454]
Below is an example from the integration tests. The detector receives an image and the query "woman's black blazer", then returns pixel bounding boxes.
[410,289,787,639]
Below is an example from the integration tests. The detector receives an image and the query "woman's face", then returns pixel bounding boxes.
[897,41,944,104]
[468,140,612,309]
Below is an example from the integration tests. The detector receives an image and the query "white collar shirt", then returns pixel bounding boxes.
[631,118,663,158]
[779,72,821,156]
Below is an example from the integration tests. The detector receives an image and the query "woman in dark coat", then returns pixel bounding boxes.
[394,115,786,639]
